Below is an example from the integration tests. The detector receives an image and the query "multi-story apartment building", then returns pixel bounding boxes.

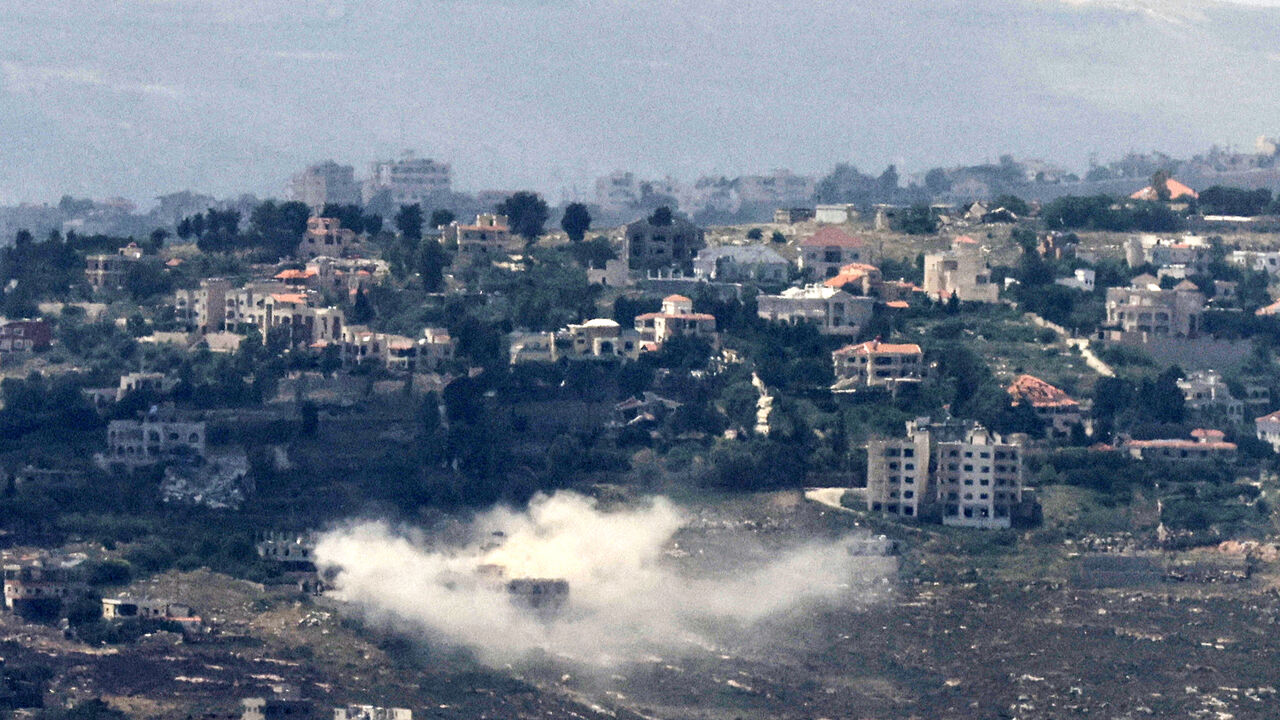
[756,285,874,337]
[866,418,1025,529]
[1103,274,1206,339]
[297,217,361,260]
[364,152,452,207]
[633,295,717,349]
[922,236,999,303]
[174,277,232,333]
[286,160,361,209]
[799,227,868,280]
[832,339,924,392]
[622,213,705,273]
[933,424,1025,529]
[865,424,933,519]
[445,213,517,264]
[85,242,144,291]
[1006,374,1083,438]
[211,282,344,347]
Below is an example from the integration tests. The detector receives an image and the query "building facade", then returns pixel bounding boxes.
[364,152,452,206]
[922,236,999,302]
[104,408,206,468]
[799,227,868,280]
[297,217,361,260]
[692,245,790,283]
[633,295,717,348]
[756,285,874,337]
[933,424,1024,529]
[0,320,52,353]
[85,242,143,291]
[1179,370,1245,423]
[444,214,517,265]
[622,214,705,272]
[866,418,1025,529]
[832,340,924,392]
[1103,275,1206,339]
[287,161,361,209]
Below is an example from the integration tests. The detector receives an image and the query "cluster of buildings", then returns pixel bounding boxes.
[865,417,1031,529]
[510,294,716,364]
[287,153,452,210]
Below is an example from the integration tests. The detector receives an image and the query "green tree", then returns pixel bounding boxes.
[894,204,938,234]
[299,401,319,436]
[560,202,592,243]
[320,203,366,234]
[350,286,375,323]
[746,227,763,240]
[249,200,311,259]
[429,209,456,228]
[496,192,550,243]
[395,204,424,241]
[649,206,674,226]
[417,239,448,292]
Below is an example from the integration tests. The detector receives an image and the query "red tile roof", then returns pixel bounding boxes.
[823,263,881,288]
[834,339,922,357]
[1190,428,1225,440]
[274,268,317,280]
[1125,439,1236,451]
[1130,179,1198,201]
[800,226,864,248]
[885,300,910,309]
[1007,374,1078,407]
[664,294,692,303]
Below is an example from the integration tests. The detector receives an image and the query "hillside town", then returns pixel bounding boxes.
[5,147,1280,717]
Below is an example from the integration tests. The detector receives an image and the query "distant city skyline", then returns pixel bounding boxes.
[2,0,1280,207]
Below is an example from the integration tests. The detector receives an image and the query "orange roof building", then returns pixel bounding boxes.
[832,339,924,392]
[1130,179,1198,202]
[800,227,869,281]
[1007,374,1082,438]
[1124,428,1236,462]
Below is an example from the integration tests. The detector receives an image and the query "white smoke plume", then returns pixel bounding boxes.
[315,491,887,666]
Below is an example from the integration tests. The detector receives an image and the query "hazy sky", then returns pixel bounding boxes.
[1,0,1279,207]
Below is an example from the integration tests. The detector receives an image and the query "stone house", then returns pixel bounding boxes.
[922,236,998,303]
[756,285,874,337]
[799,226,868,280]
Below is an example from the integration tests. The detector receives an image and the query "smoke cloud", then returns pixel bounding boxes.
[315,492,889,666]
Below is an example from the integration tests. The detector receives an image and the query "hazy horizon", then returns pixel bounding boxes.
[3,0,1280,207]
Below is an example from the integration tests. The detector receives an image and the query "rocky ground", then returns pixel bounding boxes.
[5,494,1280,719]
